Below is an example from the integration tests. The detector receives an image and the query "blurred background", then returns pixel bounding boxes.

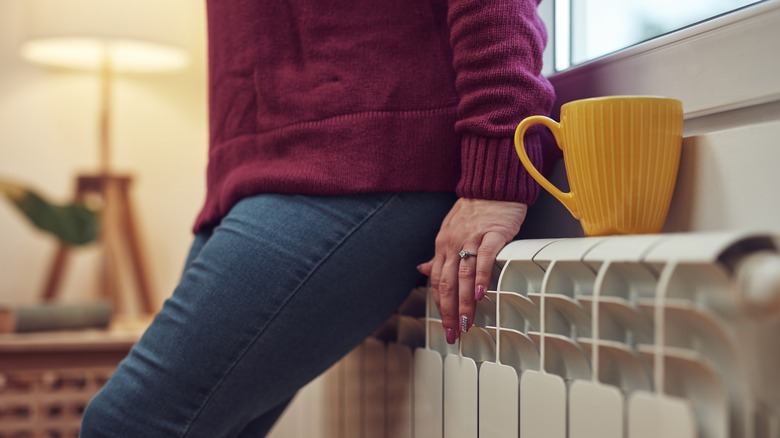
[0,0,208,311]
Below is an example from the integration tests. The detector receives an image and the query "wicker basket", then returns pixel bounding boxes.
[0,367,114,438]
[0,319,146,437]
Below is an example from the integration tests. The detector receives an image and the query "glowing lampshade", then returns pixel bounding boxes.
[20,0,190,73]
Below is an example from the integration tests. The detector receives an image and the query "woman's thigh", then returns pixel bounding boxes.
[80,192,455,437]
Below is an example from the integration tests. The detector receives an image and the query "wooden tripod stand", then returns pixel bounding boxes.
[41,173,156,315]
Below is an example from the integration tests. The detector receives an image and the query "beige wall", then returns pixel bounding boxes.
[0,1,209,309]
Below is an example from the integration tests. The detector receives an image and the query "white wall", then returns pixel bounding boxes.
[0,1,209,309]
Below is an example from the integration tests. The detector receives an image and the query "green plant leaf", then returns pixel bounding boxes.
[0,181,99,246]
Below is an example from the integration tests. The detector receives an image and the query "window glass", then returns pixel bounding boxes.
[549,0,763,71]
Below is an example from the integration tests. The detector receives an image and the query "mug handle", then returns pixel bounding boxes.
[514,116,579,219]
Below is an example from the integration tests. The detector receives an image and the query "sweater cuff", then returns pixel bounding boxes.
[455,133,543,205]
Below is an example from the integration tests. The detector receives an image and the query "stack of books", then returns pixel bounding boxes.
[0,301,112,333]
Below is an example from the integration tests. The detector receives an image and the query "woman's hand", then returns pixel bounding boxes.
[418,198,527,344]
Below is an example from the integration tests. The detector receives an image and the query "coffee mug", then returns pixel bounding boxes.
[514,96,683,236]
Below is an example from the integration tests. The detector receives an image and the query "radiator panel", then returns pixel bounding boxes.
[269,231,780,438]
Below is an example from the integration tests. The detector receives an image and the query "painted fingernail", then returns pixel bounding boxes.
[460,315,470,333]
[446,328,457,344]
[475,284,486,301]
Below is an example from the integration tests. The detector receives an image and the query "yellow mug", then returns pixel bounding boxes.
[514,96,683,236]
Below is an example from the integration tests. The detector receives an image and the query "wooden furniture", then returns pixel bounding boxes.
[40,173,156,315]
[0,318,148,437]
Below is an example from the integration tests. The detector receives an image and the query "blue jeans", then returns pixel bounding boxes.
[80,192,455,437]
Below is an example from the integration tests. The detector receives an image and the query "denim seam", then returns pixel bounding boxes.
[179,193,399,437]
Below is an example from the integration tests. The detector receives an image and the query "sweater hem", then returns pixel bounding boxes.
[194,106,462,231]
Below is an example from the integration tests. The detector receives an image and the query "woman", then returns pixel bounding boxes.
[81,0,554,435]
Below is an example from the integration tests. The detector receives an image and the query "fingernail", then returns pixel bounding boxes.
[446,328,457,344]
[460,315,470,333]
[416,264,424,273]
[475,285,485,301]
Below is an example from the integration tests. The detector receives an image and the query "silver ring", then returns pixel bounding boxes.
[459,249,477,260]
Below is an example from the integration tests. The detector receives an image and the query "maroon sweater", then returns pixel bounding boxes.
[194,0,555,231]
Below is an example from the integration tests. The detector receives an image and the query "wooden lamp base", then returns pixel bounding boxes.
[41,173,156,315]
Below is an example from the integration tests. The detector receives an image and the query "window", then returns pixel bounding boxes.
[542,0,765,73]
[536,0,779,120]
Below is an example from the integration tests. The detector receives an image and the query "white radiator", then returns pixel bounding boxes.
[269,231,780,438]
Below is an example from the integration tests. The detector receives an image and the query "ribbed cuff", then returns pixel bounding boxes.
[455,133,542,205]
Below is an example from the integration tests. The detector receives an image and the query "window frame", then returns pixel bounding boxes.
[539,0,780,121]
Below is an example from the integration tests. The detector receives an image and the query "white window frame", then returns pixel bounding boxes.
[539,0,780,123]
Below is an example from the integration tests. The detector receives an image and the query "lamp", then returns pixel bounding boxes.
[20,0,191,315]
